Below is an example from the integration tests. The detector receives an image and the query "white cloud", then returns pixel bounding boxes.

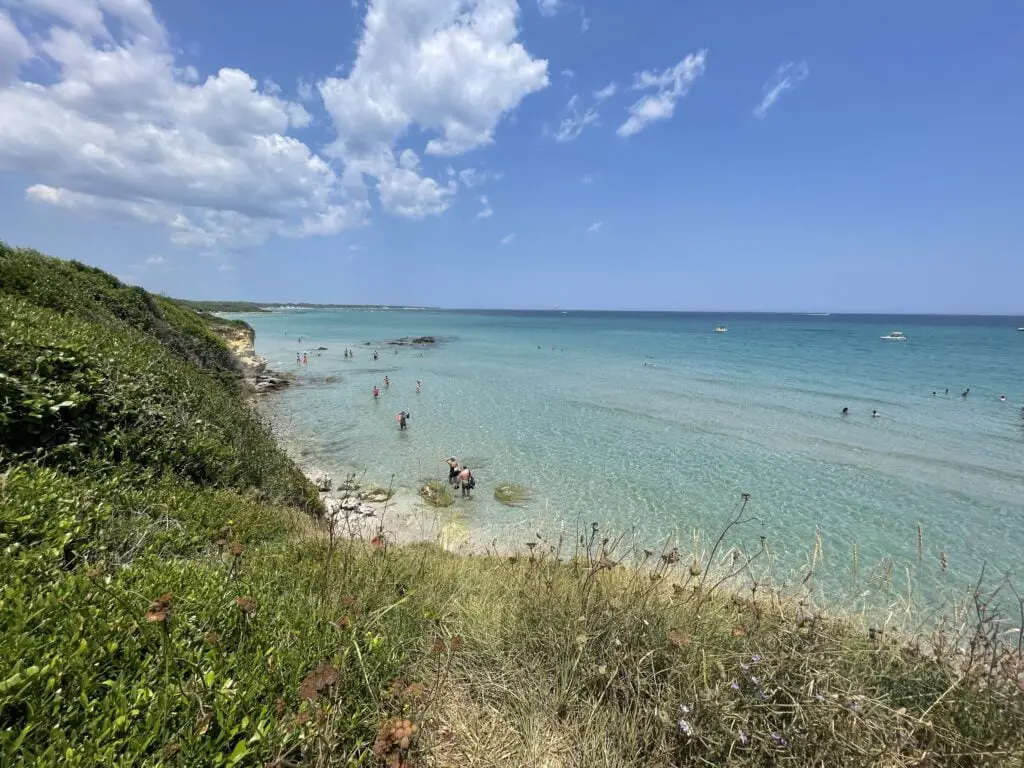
[537,0,559,16]
[457,167,502,188]
[318,0,547,219]
[2,0,361,249]
[476,194,493,218]
[142,254,166,266]
[348,244,364,252]
[593,82,617,103]
[0,11,32,86]
[500,232,515,245]
[2,0,547,248]
[586,221,602,234]
[581,173,594,184]
[552,94,599,142]
[551,82,617,143]
[217,262,236,272]
[617,50,707,138]
[580,11,590,33]
[753,61,808,118]
[561,68,575,78]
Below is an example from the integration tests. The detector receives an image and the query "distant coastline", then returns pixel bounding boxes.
[180,299,439,313]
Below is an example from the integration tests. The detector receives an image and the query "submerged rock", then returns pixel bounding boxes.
[386,336,436,346]
[359,489,392,503]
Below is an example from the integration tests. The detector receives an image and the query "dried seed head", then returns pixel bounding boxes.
[145,592,173,623]
[234,596,258,614]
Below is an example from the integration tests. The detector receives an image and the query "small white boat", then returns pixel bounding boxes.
[880,330,907,341]
[714,326,728,334]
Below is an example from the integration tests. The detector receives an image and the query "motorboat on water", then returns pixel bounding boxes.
[714,326,728,334]
[880,330,907,341]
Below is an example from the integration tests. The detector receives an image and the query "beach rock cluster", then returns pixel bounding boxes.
[386,336,436,346]
[306,469,332,492]
[253,374,291,394]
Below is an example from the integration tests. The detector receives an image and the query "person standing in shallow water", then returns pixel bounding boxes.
[373,385,379,400]
[397,411,408,430]
[841,407,849,416]
[458,466,475,498]
[446,457,460,487]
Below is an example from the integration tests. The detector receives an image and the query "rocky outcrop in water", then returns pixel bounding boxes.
[386,336,436,346]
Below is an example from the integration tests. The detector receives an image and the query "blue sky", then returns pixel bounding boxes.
[0,0,1021,313]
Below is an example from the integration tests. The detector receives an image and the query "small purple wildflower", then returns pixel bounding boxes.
[730,680,741,691]
[737,730,750,746]
[739,662,750,672]
[845,700,861,712]
[678,719,692,736]
[679,704,690,714]
[749,676,761,687]
[770,732,789,748]
[750,653,762,663]
[757,689,770,700]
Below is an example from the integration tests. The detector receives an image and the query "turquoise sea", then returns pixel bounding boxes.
[235,309,1024,605]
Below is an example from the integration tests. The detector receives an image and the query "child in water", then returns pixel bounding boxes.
[373,386,379,399]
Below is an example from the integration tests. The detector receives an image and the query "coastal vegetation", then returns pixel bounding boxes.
[2,242,1024,766]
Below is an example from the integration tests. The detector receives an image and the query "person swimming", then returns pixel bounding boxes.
[872,409,880,418]
[416,380,422,393]
[999,394,1006,402]
[841,407,849,416]
[383,376,390,388]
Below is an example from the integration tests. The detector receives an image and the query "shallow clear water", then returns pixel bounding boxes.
[236,309,1024,603]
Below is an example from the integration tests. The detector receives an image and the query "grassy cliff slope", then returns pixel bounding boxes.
[2,244,1022,767]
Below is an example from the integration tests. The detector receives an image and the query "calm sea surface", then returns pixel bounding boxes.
[234,309,1024,605]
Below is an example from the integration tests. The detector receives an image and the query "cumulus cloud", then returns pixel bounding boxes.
[500,232,515,245]
[1,0,547,248]
[476,195,493,218]
[318,0,547,218]
[617,50,707,138]
[580,12,590,33]
[753,61,809,118]
[586,221,602,234]
[1,0,361,249]
[581,173,594,184]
